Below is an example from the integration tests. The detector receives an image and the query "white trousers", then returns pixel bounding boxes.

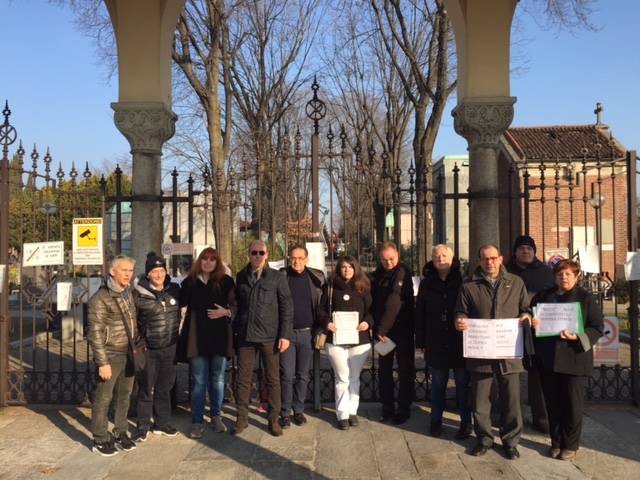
[326,342,372,420]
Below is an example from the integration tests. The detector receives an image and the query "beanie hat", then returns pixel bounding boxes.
[145,252,166,275]
[513,235,537,254]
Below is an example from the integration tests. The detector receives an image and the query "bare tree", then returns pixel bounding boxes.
[171,0,236,259]
[369,0,456,268]
[322,2,414,254]
[227,0,319,250]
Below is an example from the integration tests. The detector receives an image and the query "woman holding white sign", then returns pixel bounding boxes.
[319,256,373,430]
[531,260,603,461]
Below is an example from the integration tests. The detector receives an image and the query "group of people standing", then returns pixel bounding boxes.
[87,234,603,464]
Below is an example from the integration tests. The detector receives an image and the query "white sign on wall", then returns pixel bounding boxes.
[22,241,65,267]
[56,282,73,311]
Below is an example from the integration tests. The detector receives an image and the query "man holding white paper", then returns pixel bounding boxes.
[455,245,531,460]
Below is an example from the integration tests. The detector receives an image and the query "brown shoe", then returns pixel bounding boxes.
[232,417,248,435]
[549,446,561,459]
[268,419,283,437]
[559,449,576,461]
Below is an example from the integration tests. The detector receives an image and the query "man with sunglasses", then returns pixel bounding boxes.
[233,240,293,436]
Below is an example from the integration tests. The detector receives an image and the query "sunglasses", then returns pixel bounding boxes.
[251,250,266,256]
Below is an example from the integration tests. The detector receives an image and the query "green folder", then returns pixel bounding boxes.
[532,302,584,337]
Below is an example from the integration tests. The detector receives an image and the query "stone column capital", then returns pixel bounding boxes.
[452,97,516,148]
[112,102,177,155]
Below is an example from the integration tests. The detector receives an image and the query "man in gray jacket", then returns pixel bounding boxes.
[88,255,138,456]
[233,240,293,437]
[455,245,531,460]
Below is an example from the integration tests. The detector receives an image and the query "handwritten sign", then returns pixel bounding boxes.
[463,318,523,359]
[533,302,583,337]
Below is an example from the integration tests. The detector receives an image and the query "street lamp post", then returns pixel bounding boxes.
[0,101,17,406]
[588,182,605,304]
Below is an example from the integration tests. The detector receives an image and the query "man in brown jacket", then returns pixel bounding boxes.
[455,245,531,460]
[88,255,138,456]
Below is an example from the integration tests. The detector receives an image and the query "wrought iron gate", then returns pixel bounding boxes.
[2,94,639,405]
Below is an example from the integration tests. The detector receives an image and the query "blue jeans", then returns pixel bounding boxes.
[279,328,313,416]
[190,355,228,423]
[430,367,471,425]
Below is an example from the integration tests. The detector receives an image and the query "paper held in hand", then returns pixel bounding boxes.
[332,311,360,345]
[463,318,523,359]
[532,302,584,337]
[374,338,396,356]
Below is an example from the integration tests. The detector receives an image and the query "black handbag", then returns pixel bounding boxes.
[313,283,333,351]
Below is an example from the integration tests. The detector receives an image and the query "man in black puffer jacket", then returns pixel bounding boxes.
[371,242,415,425]
[133,252,181,440]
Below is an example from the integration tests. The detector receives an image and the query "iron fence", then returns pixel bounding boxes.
[1,90,639,405]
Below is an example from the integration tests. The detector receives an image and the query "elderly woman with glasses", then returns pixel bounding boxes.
[179,247,236,439]
[531,259,603,461]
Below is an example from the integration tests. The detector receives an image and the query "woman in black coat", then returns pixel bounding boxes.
[179,247,236,438]
[319,256,373,430]
[415,245,471,439]
[531,259,603,461]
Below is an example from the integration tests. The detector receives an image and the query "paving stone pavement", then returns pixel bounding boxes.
[1,403,639,480]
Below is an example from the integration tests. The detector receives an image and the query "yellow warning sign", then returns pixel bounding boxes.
[77,226,98,247]
[72,217,104,266]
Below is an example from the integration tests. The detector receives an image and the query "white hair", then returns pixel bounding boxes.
[110,254,136,269]
[431,244,453,257]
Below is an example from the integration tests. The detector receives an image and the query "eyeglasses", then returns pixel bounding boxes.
[251,250,266,256]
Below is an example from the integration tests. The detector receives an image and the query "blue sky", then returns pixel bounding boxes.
[2,1,638,173]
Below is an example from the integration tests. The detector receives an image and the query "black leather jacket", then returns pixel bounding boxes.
[235,265,293,343]
[88,276,137,367]
[134,275,181,350]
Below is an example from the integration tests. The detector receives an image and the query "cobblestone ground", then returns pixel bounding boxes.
[1,402,639,480]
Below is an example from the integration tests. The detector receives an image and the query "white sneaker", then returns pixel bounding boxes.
[211,416,227,433]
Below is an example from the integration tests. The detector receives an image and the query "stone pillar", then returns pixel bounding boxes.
[112,102,177,272]
[453,96,515,261]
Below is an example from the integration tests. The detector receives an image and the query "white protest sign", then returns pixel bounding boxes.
[56,282,73,311]
[463,318,523,359]
[578,245,600,273]
[412,276,422,297]
[593,316,620,366]
[268,259,286,270]
[624,252,640,281]
[72,218,104,265]
[306,242,326,273]
[22,241,65,267]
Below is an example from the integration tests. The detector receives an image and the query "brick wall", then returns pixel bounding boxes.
[521,164,628,278]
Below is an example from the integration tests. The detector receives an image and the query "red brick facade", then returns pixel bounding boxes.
[501,124,630,279]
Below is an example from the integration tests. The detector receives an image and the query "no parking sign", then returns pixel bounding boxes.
[593,316,619,365]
